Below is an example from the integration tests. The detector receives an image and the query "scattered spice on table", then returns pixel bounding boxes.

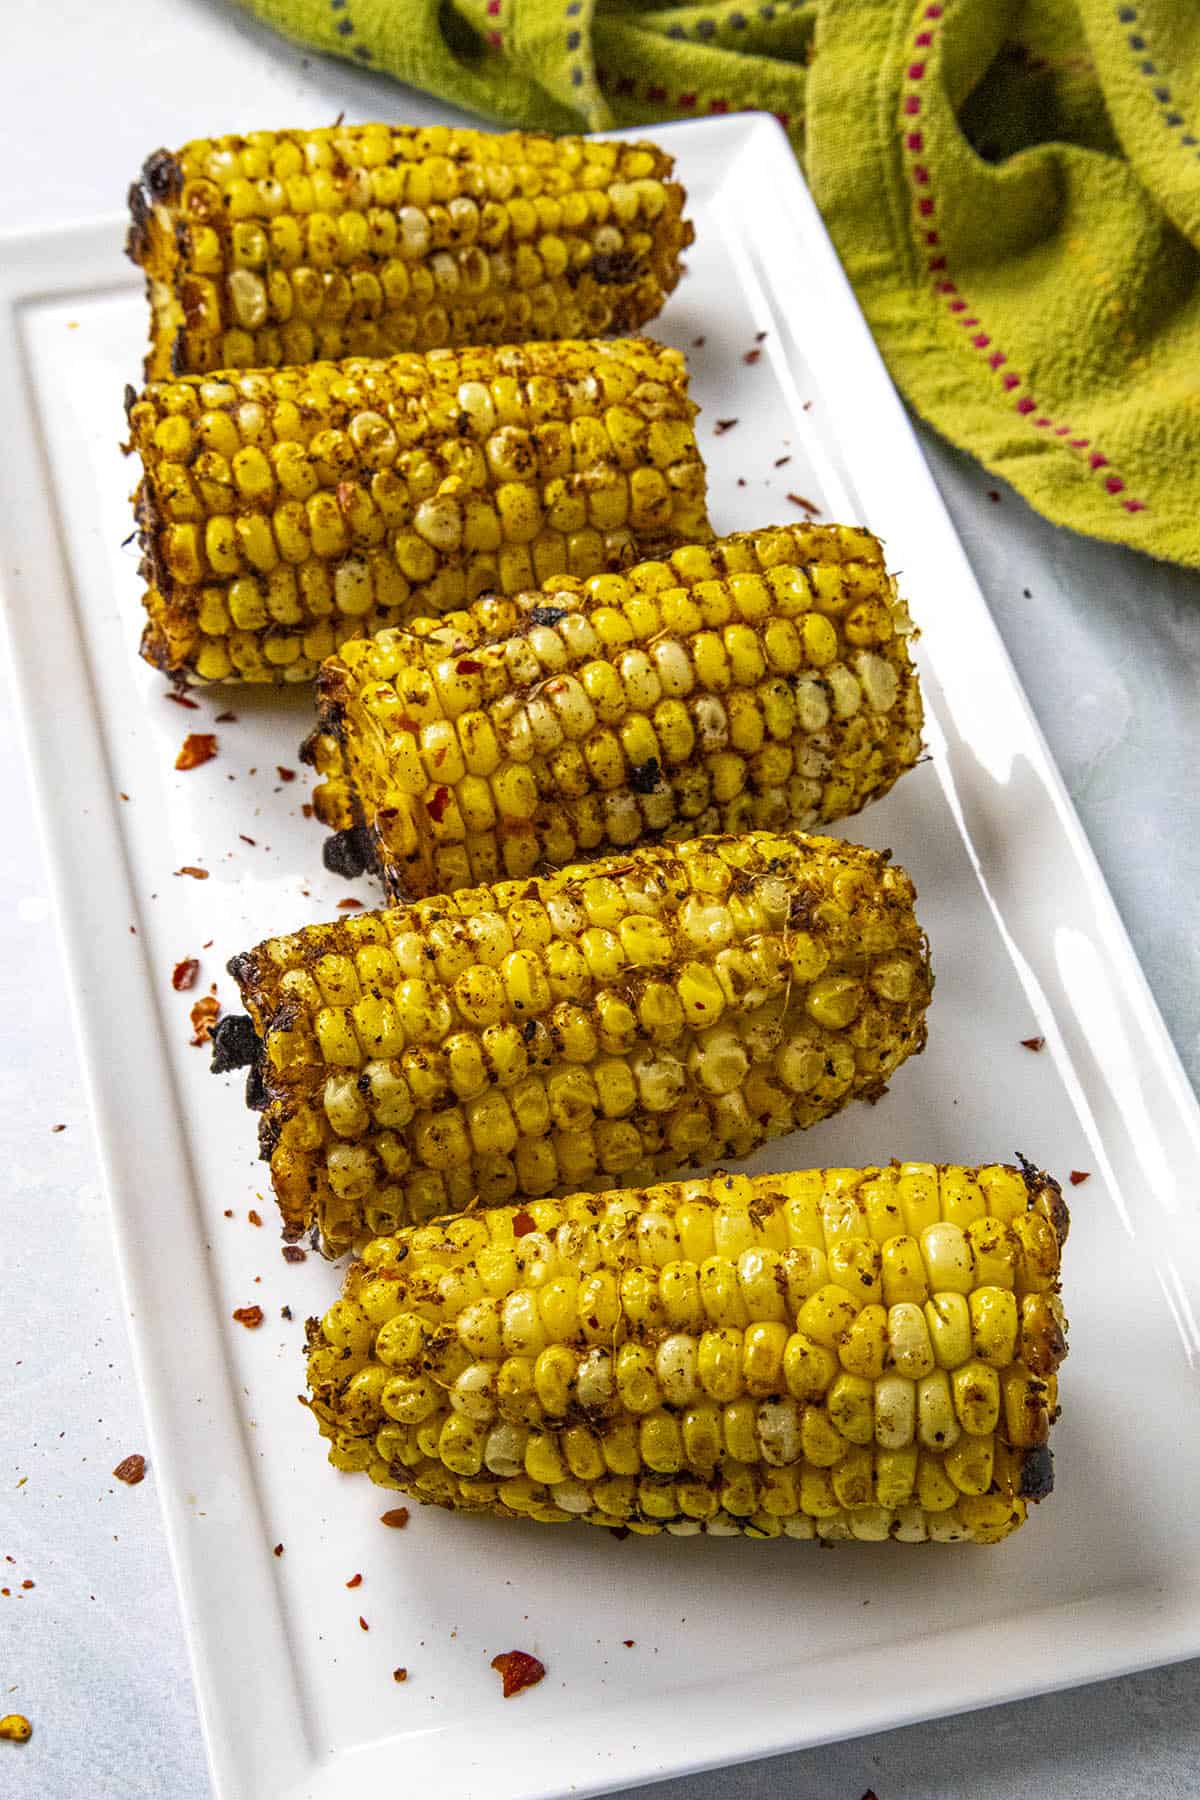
[359,1617,369,1632]
[336,897,363,910]
[787,492,821,515]
[393,1667,408,1683]
[273,1543,284,1557]
[1021,1036,1046,1052]
[1069,1170,1091,1185]
[165,691,199,711]
[713,418,738,435]
[112,1455,146,1486]
[346,1573,363,1589]
[189,993,220,1047]
[276,766,296,782]
[282,1246,306,1265]
[248,1209,262,1227]
[215,711,237,724]
[491,1651,546,1698]
[742,348,761,365]
[174,866,208,880]
[175,733,217,771]
[232,1306,264,1329]
[51,1124,66,1134]
[380,1508,410,1530]
[172,957,199,991]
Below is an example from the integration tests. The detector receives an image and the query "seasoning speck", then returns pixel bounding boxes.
[175,733,217,771]
[282,1246,307,1264]
[112,1454,146,1486]
[189,993,220,1047]
[692,335,706,347]
[51,1124,66,1134]
[174,865,209,880]
[276,766,296,782]
[215,711,237,723]
[336,897,364,910]
[987,490,1001,503]
[1020,1036,1046,1053]
[393,1667,408,1683]
[742,348,762,365]
[380,1507,410,1529]
[346,1573,363,1589]
[248,1209,262,1227]
[1069,1170,1091,1185]
[623,1638,635,1647]
[172,957,200,991]
[774,455,791,467]
[232,1305,264,1329]
[786,492,821,516]
[359,1616,369,1632]
[490,1650,546,1697]
[273,1543,284,1557]
[713,418,738,435]
[165,691,200,711]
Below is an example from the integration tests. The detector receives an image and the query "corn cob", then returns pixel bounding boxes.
[305,524,923,900]
[215,830,932,1255]
[128,336,709,686]
[126,125,693,381]
[306,1162,1068,1542]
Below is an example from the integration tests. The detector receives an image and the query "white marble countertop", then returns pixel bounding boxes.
[3,4,1199,1795]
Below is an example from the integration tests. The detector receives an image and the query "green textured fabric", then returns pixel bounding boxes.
[240,0,1200,566]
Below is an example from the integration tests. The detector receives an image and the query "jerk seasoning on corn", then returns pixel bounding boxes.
[215,830,932,1254]
[306,1163,1068,1542]
[306,524,923,901]
[126,125,693,380]
[126,337,710,685]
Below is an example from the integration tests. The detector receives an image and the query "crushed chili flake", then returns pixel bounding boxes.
[692,335,706,347]
[786,492,821,516]
[301,803,314,819]
[239,834,257,847]
[51,1124,66,1134]
[426,786,451,823]
[21,1581,33,1591]
[282,1246,307,1264]
[359,1616,369,1632]
[223,1209,234,1218]
[276,765,296,783]
[248,1209,262,1227]
[511,1211,536,1238]
[336,897,364,910]
[165,691,200,711]
[113,1454,146,1486]
[273,1543,284,1557]
[232,1305,264,1329]
[393,1667,408,1683]
[987,490,1001,503]
[491,1650,545,1698]
[1021,1036,1046,1052]
[622,1639,635,1647]
[189,993,220,1047]
[119,792,130,801]
[1069,1170,1091,1185]
[456,657,483,674]
[175,733,218,771]
[736,477,747,486]
[215,711,237,723]
[281,1305,293,1320]
[774,455,791,467]
[755,329,768,342]
[174,865,209,880]
[713,418,738,435]
[172,957,200,991]
[346,1573,363,1589]
[380,1508,410,1529]
[0,1715,32,1743]
[742,348,762,365]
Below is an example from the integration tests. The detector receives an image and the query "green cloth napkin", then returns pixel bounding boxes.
[240,0,1200,567]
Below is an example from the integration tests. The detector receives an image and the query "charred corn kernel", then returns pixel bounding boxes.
[129,338,708,685]
[307,1164,1066,1539]
[130,127,692,380]
[312,524,922,893]
[226,830,933,1250]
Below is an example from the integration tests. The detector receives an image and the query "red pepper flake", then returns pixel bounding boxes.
[491,1650,545,1698]
[215,711,237,723]
[692,335,706,347]
[301,803,314,819]
[1021,1036,1046,1052]
[511,1210,536,1238]
[282,1245,307,1264]
[742,348,762,365]
[393,1667,408,1683]
[275,766,296,784]
[622,1638,635,1647]
[359,1616,369,1632]
[175,733,218,771]
[456,657,483,674]
[755,329,768,342]
[987,490,1001,503]
[713,418,738,435]
[201,939,213,949]
[736,477,747,487]
[336,897,364,910]
[172,957,200,991]
[1069,1169,1091,1185]
[346,1572,363,1589]
[21,1580,34,1591]
[774,455,791,467]
[0,1590,8,1597]
[426,786,451,824]
[113,1454,146,1486]
[189,993,220,1047]
[223,1209,234,1218]
[248,1209,262,1227]
[380,1507,410,1529]
[861,1792,880,1800]
[273,1543,284,1557]
[119,792,130,801]
[174,865,209,880]
[51,1123,66,1134]
[786,492,822,516]
[239,834,257,847]
[232,1305,264,1329]
[165,691,200,711]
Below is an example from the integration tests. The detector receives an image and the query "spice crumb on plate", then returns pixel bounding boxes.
[1021,1036,1046,1052]
[232,1306,264,1329]
[490,1651,546,1697]
[172,957,199,991]
[175,733,217,771]
[112,1454,146,1486]
[1069,1170,1091,1185]
[380,1508,410,1529]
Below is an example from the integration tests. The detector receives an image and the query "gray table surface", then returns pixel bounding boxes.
[4,4,1199,1795]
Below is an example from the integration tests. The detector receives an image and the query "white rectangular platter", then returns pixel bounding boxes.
[3,113,1200,1800]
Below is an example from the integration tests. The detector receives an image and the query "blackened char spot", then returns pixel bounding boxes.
[142,148,183,202]
[245,1062,268,1111]
[584,249,644,286]
[629,757,661,794]
[209,1013,259,1074]
[323,825,373,880]
[1019,1444,1054,1501]
[528,605,568,627]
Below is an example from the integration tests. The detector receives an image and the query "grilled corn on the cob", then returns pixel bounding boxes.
[306,1162,1068,1541]
[126,125,693,381]
[306,524,923,900]
[218,831,931,1254]
[127,336,709,685]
